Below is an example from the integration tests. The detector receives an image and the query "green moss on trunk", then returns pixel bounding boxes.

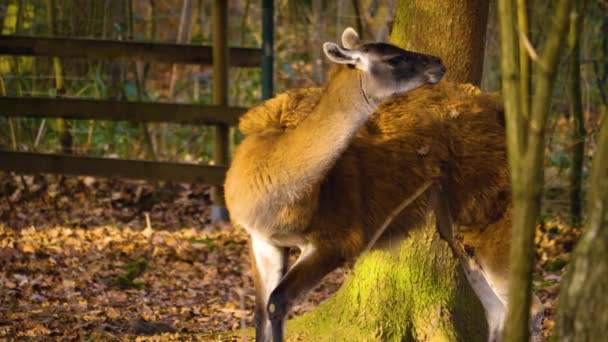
[391,0,490,85]
[286,216,487,341]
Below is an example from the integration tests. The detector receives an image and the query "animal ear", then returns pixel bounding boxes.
[323,42,358,65]
[341,27,360,49]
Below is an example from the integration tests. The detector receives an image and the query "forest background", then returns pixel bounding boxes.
[0,0,606,340]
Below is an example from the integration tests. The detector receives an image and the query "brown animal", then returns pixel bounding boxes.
[225,28,540,342]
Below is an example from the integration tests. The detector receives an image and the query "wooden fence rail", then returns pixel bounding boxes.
[0,0,273,207]
[0,35,261,66]
[0,97,246,126]
[0,151,227,185]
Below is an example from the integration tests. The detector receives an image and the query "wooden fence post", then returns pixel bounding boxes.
[0,7,265,199]
[262,0,274,100]
[210,0,230,222]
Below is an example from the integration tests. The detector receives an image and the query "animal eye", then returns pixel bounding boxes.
[387,57,403,67]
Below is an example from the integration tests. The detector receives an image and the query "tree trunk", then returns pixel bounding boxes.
[286,1,490,340]
[391,0,490,85]
[554,109,608,341]
[568,0,586,227]
[498,1,573,340]
[287,215,487,341]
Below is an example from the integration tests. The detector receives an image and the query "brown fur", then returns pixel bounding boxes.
[224,31,536,339]
[234,80,511,264]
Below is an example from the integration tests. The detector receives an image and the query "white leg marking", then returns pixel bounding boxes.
[461,259,506,342]
[479,268,544,342]
[287,243,318,300]
[251,234,286,340]
[294,243,316,266]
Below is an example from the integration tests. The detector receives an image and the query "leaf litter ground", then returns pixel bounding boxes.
[0,175,579,341]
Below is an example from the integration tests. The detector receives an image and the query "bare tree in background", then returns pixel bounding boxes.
[496,0,574,341]
[555,105,608,341]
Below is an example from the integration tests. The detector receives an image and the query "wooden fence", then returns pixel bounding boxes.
[0,1,273,191]
[0,35,261,66]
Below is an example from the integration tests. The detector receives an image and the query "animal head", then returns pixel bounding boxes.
[323,27,446,103]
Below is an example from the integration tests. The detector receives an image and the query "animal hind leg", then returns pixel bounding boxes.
[460,257,507,342]
[461,219,543,341]
[266,244,344,342]
[250,235,289,342]
[433,191,507,342]
[476,266,544,342]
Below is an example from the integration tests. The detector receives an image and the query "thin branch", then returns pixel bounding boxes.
[592,61,608,105]
[363,180,434,254]
[34,119,46,149]
[519,30,540,63]
[503,1,574,341]
[528,0,574,129]
[498,0,525,177]
[517,0,531,120]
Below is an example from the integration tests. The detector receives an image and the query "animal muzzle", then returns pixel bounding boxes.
[425,62,446,83]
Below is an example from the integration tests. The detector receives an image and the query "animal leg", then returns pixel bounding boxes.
[267,245,344,342]
[250,235,289,342]
[461,258,507,342]
[477,269,544,342]
[432,190,507,342]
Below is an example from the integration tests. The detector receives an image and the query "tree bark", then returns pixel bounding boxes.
[391,0,490,85]
[285,1,491,340]
[568,0,586,227]
[498,0,573,341]
[554,109,608,341]
[517,0,531,120]
[287,216,486,341]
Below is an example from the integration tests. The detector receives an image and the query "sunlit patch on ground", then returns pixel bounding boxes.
[534,220,582,340]
[0,224,251,339]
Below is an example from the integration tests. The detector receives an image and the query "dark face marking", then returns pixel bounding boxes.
[363,42,445,81]
[354,42,446,101]
[323,30,446,103]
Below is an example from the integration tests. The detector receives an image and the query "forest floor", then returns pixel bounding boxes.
[0,174,580,341]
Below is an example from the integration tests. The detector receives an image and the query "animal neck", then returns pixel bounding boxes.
[268,66,379,201]
[316,65,377,121]
[286,66,377,149]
